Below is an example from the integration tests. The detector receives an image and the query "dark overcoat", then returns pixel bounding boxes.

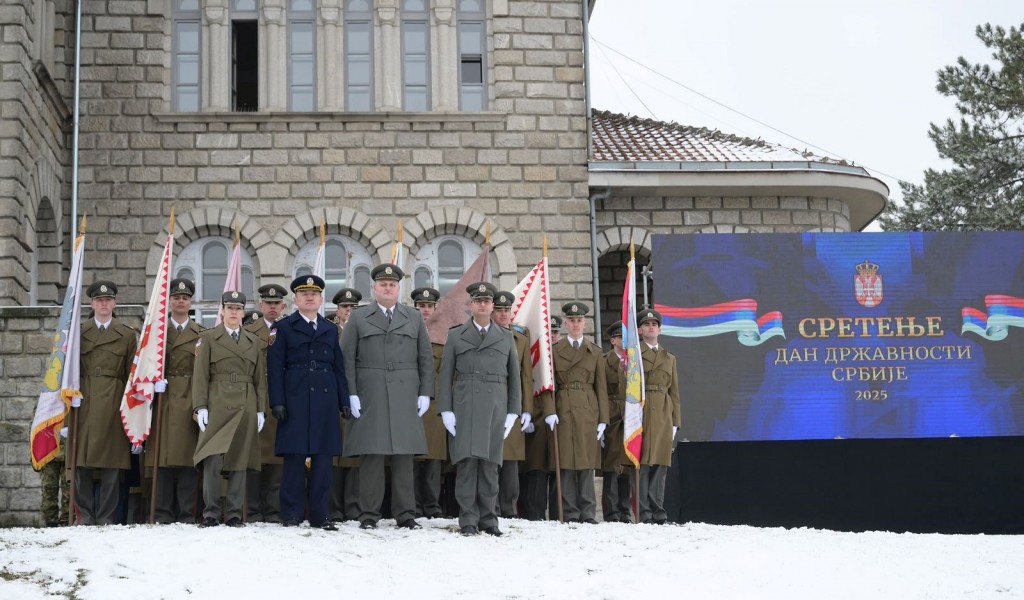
[437,321,521,465]
[267,312,349,456]
[341,303,433,456]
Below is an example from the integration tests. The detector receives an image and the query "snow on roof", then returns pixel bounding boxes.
[591,109,851,165]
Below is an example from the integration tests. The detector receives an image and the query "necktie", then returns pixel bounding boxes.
[386,309,393,322]
[177,324,184,333]
[572,340,580,350]
[231,331,239,343]
[479,327,486,338]
[310,320,317,332]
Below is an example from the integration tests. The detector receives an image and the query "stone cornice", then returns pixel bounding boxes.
[152,111,507,124]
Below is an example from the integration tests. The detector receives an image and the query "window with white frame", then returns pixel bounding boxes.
[401,0,430,111]
[344,0,374,111]
[412,236,486,296]
[172,0,201,111]
[457,0,485,110]
[293,236,373,307]
[288,0,316,111]
[176,237,257,327]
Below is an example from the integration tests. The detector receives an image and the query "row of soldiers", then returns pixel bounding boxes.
[40,261,680,531]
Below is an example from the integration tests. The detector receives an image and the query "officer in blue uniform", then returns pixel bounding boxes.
[266,275,350,530]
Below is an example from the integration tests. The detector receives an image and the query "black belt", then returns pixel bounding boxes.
[357,361,417,371]
[557,382,587,391]
[286,361,333,371]
[210,373,252,383]
[455,373,507,383]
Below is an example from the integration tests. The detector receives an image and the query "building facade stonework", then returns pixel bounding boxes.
[0,1,887,523]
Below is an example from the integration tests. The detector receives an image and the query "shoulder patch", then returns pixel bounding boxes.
[194,336,203,356]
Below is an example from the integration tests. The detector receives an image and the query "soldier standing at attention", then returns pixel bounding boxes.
[438,283,521,536]
[267,276,349,530]
[601,321,632,523]
[72,281,138,525]
[411,287,446,519]
[491,290,533,518]
[148,278,203,524]
[341,263,434,530]
[636,309,680,525]
[192,291,267,527]
[545,302,608,524]
[245,283,289,523]
[38,439,69,527]
[329,287,362,523]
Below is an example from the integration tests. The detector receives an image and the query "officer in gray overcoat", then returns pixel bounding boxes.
[438,282,521,536]
[341,263,434,530]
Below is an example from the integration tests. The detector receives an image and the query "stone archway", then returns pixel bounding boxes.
[405,207,517,291]
[596,226,654,348]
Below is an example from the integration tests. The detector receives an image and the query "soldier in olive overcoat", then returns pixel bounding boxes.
[438,283,521,535]
[341,263,434,530]
[244,283,288,523]
[411,287,447,519]
[146,278,203,524]
[636,309,681,524]
[330,287,362,522]
[601,320,633,522]
[192,291,268,527]
[72,280,138,525]
[545,302,608,523]
[492,290,533,517]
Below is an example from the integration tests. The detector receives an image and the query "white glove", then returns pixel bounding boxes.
[441,411,456,436]
[597,422,607,441]
[59,427,68,439]
[257,412,265,432]
[154,379,168,393]
[503,414,517,439]
[349,395,361,419]
[196,408,208,432]
[416,396,430,417]
[71,396,81,408]
[544,414,559,431]
[672,426,678,440]
[131,443,144,455]
[523,422,536,434]
[520,412,533,431]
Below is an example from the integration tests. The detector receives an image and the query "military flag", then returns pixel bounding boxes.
[621,242,646,468]
[425,236,492,344]
[216,219,243,325]
[120,212,173,445]
[510,249,555,397]
[391,221,405,300]
[313,219,326,316]
[29,218,87,469]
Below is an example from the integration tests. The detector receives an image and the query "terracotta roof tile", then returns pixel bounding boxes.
[591,109,848,165]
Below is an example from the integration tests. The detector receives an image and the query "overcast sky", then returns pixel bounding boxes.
[587,0,1022,223]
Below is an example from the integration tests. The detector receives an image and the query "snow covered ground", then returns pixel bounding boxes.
[1,519,1022,599]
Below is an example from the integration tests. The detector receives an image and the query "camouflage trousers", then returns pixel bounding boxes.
[40,459,70,526]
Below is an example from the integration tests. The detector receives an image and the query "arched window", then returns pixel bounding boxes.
[412,235,487,297]
[293,235,373,307]
[176,237,257,327]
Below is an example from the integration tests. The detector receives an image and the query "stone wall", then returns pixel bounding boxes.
[0,0,72,306]
[0,306,144,526]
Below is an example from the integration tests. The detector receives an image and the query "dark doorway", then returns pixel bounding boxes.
[232,20,259,112]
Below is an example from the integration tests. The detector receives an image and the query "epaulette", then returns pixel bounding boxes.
[118,321,138,333]
[511,324,527,335]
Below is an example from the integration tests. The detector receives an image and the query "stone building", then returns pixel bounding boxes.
[0,0,886,523]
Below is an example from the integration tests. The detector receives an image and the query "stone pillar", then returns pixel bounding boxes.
[204,1,230,111]
[376,0,401,111]
[432,0,457,111]
[320,0,343,111]
[263,0,287,111]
